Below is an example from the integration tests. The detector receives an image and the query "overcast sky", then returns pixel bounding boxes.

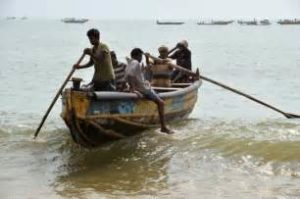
[1,0,299,19]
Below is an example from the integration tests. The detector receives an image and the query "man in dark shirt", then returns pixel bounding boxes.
[169,40,192,82]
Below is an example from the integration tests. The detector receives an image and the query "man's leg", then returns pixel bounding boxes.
[143,89,173,134]
[153,97,173,134]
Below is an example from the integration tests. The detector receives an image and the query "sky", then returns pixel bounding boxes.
[1,0,300,19]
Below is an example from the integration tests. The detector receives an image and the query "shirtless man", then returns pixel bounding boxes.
[145,45,196,87]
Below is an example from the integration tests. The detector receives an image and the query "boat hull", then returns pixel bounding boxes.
[61,81,201,147]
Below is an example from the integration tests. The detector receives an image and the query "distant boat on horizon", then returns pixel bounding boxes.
[6,17,16,20]
[277,19,300,25]
[156,20,184,25]
[62,18,89,24]
[259,19,271,25]
[197,20,234,25]
[237,19,258,25]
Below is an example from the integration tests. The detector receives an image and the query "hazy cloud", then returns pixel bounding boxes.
[1,0,299,19]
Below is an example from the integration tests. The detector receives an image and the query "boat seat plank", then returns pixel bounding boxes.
[171,83,192,88]
[152,86,183,92]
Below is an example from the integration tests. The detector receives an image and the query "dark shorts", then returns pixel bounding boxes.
[92,80,116,91]
[142,89,160,101]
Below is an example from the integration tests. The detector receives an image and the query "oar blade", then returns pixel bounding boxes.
[285,113,300,119]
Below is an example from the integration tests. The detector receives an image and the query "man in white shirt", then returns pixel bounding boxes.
[124,48,173,134]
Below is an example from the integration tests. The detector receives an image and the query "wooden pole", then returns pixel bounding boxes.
[199,74,300,119]
[34,53,85,139]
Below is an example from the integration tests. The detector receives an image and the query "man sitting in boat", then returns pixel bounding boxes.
[145,45,197,87]
[110,51,127,91]
[73,28,115,91]
[124,48,173,134]
[168,40,192,83]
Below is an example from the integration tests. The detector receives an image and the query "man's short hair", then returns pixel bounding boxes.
[87,28,100,39]
[130,48,143,58]
[178,40,188,48]
[110,51,116,58]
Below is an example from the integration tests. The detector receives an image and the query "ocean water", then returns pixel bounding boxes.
[0,19,300,198]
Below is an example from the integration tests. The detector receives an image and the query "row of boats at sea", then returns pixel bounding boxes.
[4,17,89,23]
[157,19,300,25]
[5,16,28,20]
[4,17,300,25]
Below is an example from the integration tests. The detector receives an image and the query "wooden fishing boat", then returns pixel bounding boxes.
[61,76,201,148]
[156,20,185,25]
[237,20,258,25]
[61,18,89,24]
[197,20,234,25]
[277,19,300,25]
[260,19,271,25]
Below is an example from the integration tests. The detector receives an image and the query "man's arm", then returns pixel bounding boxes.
[127,78,143,97]
[168,42,185,57]
[127,78,135,92]
[126,76,139,93]
[84,46,107,63]
[144,53,168,64]
[74,57,93,69]
[167,45,179,56]
[168,50,179,59]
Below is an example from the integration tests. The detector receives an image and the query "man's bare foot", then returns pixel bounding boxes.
[161,127,174,134]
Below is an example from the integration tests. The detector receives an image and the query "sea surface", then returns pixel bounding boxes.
[0,19,300,199]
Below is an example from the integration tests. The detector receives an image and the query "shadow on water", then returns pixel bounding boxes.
[52,130,176,198]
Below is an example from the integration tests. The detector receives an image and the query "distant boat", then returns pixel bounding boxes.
[197,20,234,25]
[238,19,258,25]
[260,19,271,25]
[6,17,16,20]
[21,17,28,20]
[62,18,89,24]
[277,19,300,25]
[156,20,184,25]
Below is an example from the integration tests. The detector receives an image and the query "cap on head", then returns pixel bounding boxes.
[87,28,100,39]
[179,40,188,48]
[130,48,144,58]
[158,45,169,53]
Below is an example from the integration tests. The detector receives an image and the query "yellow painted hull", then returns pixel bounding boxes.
[61,80,201,147]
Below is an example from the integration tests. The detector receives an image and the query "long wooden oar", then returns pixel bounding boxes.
[199,75,300,119]
[34,53,86,139]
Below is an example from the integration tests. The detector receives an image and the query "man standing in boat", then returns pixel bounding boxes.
[168,40,192,82]
[125,48,173,134]
[74,28,115,91]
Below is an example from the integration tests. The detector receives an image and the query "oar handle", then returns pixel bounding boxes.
[34,53,85,139]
